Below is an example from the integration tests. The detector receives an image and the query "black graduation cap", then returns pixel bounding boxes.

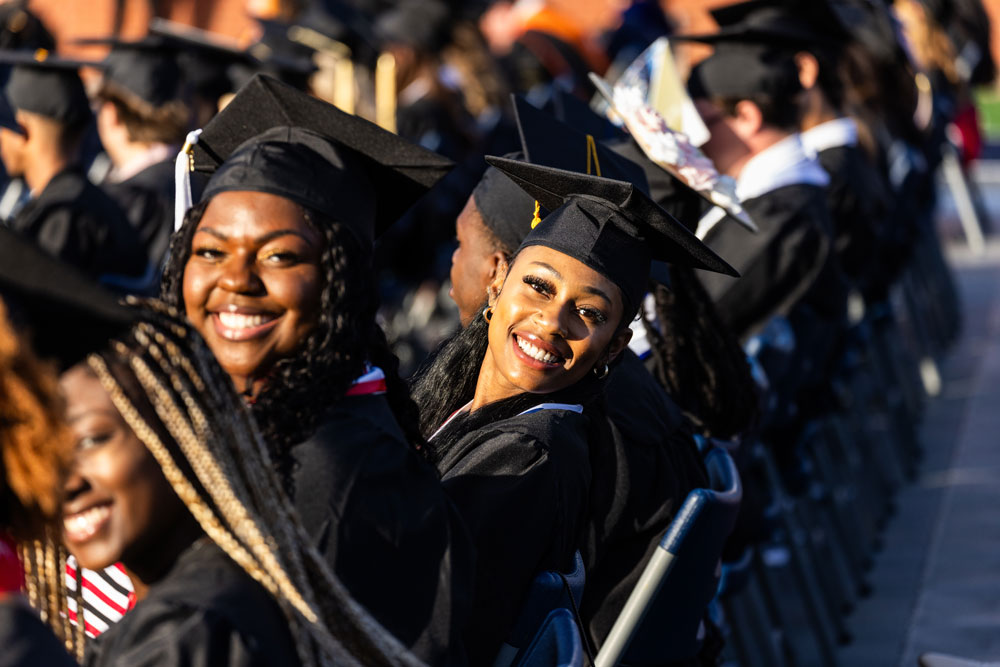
[0,227,133,371]
[686,41,802,100]
[484,156,738,317]
[374,0,453,52]
[74,35,185,108]
[191,74,454,245]
[678,0,849,48]
[471,151,536,253]
[147,18,247,100]
[546,86,624,142]
[0,49,96,126]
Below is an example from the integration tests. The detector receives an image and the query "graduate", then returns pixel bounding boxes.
[0,230,416,667]
[86,36,191,274]
[0,51,144,282]
[681,37,851,351]
[161,74,473,665]
[412,156,736,663]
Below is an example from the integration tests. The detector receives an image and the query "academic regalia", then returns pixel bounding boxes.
[76,36,187,271]
[101,158,176,271]
[0,599,76,667]
[801,117,894,301]
[0,51,146,282]
[580,349,708,648]
[83,539,301,667]
[430,405,593,666]
[290,391,473,665]
[184,75,469,663]
[435,157,734,662]
[9,167,146,281]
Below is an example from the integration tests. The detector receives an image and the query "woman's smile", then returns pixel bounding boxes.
[210,305,283,342]
[63,501,113,545]
[511,332,568,369]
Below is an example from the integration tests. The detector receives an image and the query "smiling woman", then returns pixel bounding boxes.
[160,74,473,664]
[410,157,737,663]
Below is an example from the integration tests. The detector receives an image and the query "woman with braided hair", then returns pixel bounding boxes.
[161,75,472,664]
[56,297,418,667]
[0,231,411,666]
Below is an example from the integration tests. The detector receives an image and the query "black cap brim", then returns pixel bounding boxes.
[192,74,454,238]
[0,228,133,370]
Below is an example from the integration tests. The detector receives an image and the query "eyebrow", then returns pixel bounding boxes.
[66,407,120,424]
[528,261,613,304]
[194,227,314,245]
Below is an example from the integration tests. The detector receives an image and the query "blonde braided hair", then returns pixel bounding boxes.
[75,297,424,667]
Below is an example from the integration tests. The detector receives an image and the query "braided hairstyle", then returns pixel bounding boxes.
[0,299,82,659]
[63,298,420,667]
[642,266,759,440]
[161,200,427,483]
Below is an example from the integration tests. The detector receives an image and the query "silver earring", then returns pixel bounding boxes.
[593,363,609,379]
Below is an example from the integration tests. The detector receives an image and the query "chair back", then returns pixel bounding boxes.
[494,551,586,667]
[514,608,585,667]
[595,448,742,667]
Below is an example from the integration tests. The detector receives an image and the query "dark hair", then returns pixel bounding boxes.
[96,80,190,145]
[642,268,758,439]
[161,198,427,483]
[716,92,803,133]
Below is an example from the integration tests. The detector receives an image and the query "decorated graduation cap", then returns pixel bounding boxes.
[181,73,453,245]
[74,35,185,108]
[485,156,738,317]
[0,227,133,371]
[0,49,95,126]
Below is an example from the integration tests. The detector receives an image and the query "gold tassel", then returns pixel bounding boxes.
[531,200,542,228]
[375,52,397,133]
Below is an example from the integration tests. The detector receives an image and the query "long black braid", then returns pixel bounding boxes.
[642,266,759,440]
[161,201,428,486]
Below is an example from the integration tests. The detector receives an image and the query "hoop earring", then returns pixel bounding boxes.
[593,363,609,380]
[483,307,494,323]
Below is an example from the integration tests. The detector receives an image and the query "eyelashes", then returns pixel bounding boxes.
[522,274,608,324]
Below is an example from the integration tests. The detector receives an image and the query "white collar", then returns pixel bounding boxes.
[735,133,830,202]
[800,117,858,156]
[108,144,176,183]
[428,400,583,441]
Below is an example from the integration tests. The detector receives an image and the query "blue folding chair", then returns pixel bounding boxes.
[514,608,585,667]
[494,551,586,667]
[593,447,742,667]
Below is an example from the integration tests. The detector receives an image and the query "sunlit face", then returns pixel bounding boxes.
[479,245,631,400]
[449,195,508,326]
[0,125,26,178]
[693,98,751,178]
[60,365,184,572]
[181,191,324,392]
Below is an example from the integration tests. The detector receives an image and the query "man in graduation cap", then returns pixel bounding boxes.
[679,36,850,349]
[0,51,145,283]
[85,36,191,275]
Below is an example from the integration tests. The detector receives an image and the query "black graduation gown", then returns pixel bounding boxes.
[698,184,847,340]
[83,539,300,667]
[102,158,175,270]
[432,406,592,666]
[289,393,473,666]
[9,167,145,281]
[815,144,894,301]
[0,597,76,667]
[581,350,708,649]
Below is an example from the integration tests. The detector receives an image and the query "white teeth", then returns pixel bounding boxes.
[517,336,560,364]
[217,312,273,330]
[63,505,111,541]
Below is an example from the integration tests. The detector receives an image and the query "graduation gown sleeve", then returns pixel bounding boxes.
[83,540,300,667]
[0,597,77,667]
[698,184,835,339]
[290,394,473,666]
[435,409,592,666]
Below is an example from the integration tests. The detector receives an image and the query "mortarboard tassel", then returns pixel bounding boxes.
[174,129,202,231]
